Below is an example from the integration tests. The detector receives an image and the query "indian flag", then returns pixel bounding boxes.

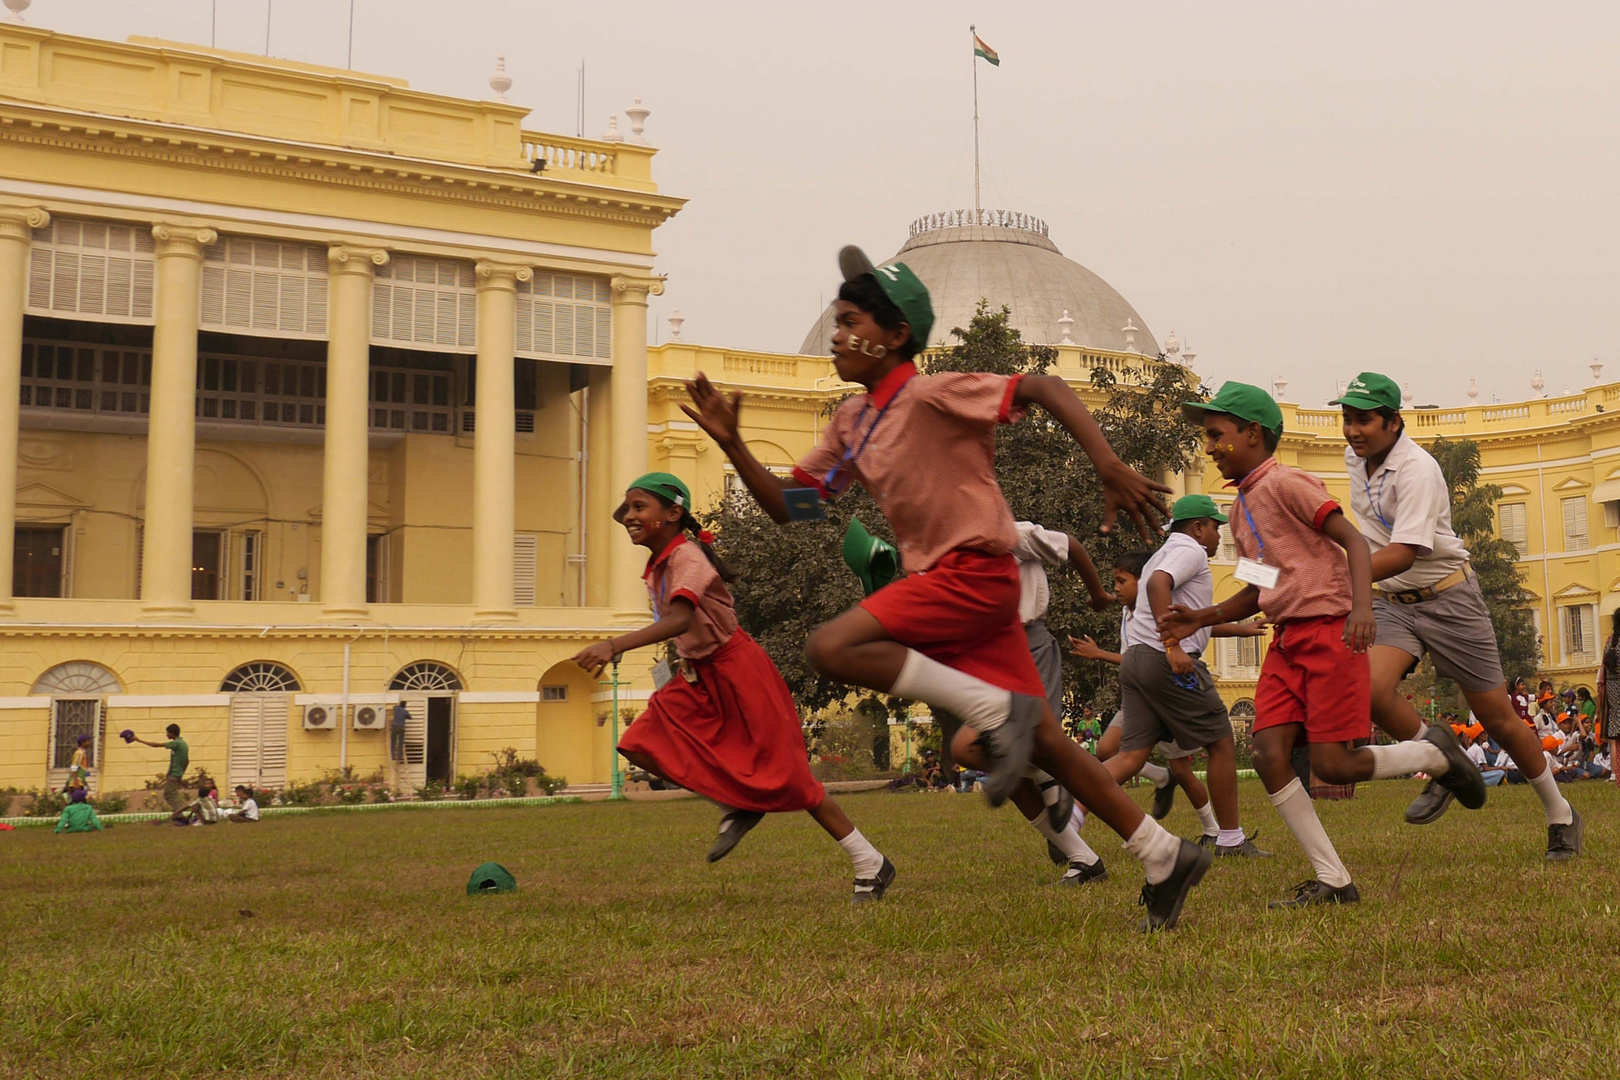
[973,33,1000,66]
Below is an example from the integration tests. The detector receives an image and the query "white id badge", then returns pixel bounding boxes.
[1234,557,1280,590]
[650,659,674,690]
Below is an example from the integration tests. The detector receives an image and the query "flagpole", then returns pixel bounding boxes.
[971,25,980,219]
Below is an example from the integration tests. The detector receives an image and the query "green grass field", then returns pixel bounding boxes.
[4,779,1617,1079]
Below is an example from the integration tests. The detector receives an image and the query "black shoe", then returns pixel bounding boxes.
[1421,725,1488,811]
[980,694,1042,808]
[706,809,764,863]
[1268,879,1361,909]
[1136,839,1211,932]
[1055,857,1108,887]
[1046,839,1068,867]
[1215,833,1274,858]
[852,856,896,904]
[1404,778,1455,826]
[1150,778,1176,820]
[1044,780,1074,834]
[1545,806,1583,862]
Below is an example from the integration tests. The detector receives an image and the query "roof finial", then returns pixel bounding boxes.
[1164,329,1180,360]
[667,310,684,341]
[488,55,512,102]
[1531,368,1545,396]
[626,98,650,145]
[1121,317,1139,355]
[1273,376,1288,400]
[1467,378,1479,403]
[2,0,31,24]
[1181,339,1196,367]
[1592,359,1604,383]
[1402,381,1413,405]
[1057,310,1074,345]
[602,114,624,143]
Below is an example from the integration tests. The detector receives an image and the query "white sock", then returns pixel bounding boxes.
[1195,800,1218,838]
[1268,778,1352,888]
[1139,761,1171,787]
[891,649,1013,732]
[1413,722,1430,739]
[1525,763,1574,826]
[1367,740,1448,780]
[837,828,886,881]
[1027,768,1061,806]
[1123,816,1182,885]
[1217,827,1247,847]
[1068,804,1086,832]
[1032,815,1099,866]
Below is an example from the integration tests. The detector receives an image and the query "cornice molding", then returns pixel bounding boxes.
[0,115,683,229]
[0,205,49,241]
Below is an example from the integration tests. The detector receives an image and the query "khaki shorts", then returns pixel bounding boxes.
[162,776,184,812]
[1373,575,1505,693]
[1119,645,1234,754]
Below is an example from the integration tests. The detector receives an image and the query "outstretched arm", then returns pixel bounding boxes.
[572,599,696,677]
[1068,635,1122,666]
[1061,533,1115,610]
[1014,375,1170,542]
[1160,585,1264,642]
[681,372,794,523]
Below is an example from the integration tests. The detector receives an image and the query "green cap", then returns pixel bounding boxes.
[839,245,935,349]
[614,472,692,523]
[1330,372,1402,412]
[1182,381,1284,436]
[842,517,901,597]
[1168,493,1228,526]
[466,861,517,895]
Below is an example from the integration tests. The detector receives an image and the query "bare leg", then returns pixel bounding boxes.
[804,608,910,691]
[1095,723,1123,761]
[1367,645,1425,739]
[1250,727,1302,795]
[1464,683,1552,781]
[1104,747,1154,785]
[807,796,854,841]
[1167,757,1210,806]
[1009,779,1046,823]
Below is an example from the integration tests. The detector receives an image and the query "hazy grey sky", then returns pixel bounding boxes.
[31,1,1620,408]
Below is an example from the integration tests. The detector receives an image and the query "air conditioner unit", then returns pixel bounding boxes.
[303,705,336,730]
[353,705,384,730]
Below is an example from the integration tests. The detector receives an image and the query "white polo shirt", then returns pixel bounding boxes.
[1011,521,1070,624]
[1344,432,1470,591]
[1127,531,1214,657]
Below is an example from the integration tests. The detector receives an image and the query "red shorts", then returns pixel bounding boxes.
[860,549,1045,698]
[1253,616,1371,745]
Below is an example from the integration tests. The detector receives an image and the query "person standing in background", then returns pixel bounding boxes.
[130,724,189,813]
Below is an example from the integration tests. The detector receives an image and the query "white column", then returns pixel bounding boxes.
[472,260,531,620]
[584,366,613,609]
[322,245,388,618]
[141,223,216,616]
[608,275,663,618]
[0,207,47,615]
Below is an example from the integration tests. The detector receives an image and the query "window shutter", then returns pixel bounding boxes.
[1562,497,1589,551]
[514,271,613,365]
[514,534,538,606]
[200,237,329,339]
[26,218,157,324]
[229,694,290,791]
[1498,503,1528,557]
[370,255,478,353]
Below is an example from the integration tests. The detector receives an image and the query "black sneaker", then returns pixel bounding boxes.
[1545,806,1583,862]
[1136,839,1211,932]
[1150,778,1177,820]
[1044,780,1075,834]
[980,694,1042,808]
[1403,778,1455,826]
[1215,833,1274,858]
[1268,879,1361,909]
[706,808,764,863]
[851,856,896,904]
[1055,857,1108,887]
[1194,833,1218,849]
[1421,725,1488,810]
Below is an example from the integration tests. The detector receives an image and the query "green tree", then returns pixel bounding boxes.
[705,302,1204,765]
[1427,437,1540,683]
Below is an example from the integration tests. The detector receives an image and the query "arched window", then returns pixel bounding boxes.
[33,661,121,696]
[33,662,120,778]
[1230,699,1257,719]
[389,662,462,692]
[220,662,302,693]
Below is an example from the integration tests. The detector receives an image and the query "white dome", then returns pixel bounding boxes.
[799,210,1158,356]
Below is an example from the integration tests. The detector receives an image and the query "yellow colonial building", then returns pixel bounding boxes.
[0,25,683,797]
[2,26,1611,799]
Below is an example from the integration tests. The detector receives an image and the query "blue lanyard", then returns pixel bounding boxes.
[1236,491,1264,562]
[1362,469,1393,529]
[824,379,910,494]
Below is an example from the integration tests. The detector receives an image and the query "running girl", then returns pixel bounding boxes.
[572,472,894,903]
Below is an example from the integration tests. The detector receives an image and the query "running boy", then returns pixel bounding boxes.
[1115,494,1269,857]
[1162,382,1486,908]
[573,473,894,903]
[684,247,1209,930]
[1332,372,1581,859]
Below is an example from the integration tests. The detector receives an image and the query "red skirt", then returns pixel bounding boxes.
[619,630,826,813]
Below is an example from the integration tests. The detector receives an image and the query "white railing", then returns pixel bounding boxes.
[520,134,618,176]
[909,209,1049,238]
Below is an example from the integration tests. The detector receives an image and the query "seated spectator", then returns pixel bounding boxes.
[173,779,221,826]
[1510,677,1534,722]
[957,768,989,793]
[54,788,104,833]
[1534,707,1562,740]
[1590,746,1613,780]
[224,784,260,823]
[1463,728,1505,787]
[1576,687,1598,734]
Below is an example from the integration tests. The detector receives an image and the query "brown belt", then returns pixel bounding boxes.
[1375,565,1470,606]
